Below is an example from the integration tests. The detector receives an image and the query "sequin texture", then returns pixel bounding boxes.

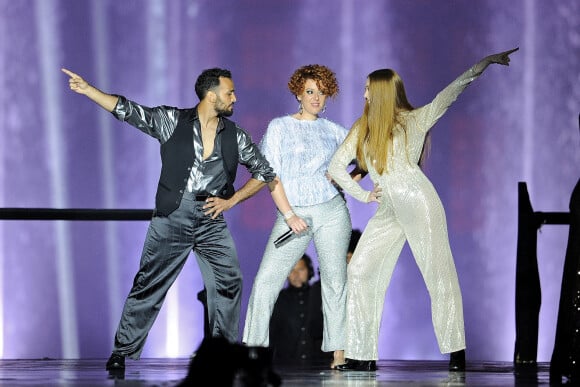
[327,63,487,360]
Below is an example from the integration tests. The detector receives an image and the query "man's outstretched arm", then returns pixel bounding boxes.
[62,68,118,112]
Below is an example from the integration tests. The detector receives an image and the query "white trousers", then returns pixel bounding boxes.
[243,195,351,352]
[345,174,466,360]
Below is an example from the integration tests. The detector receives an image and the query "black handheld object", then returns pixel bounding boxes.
[273,216,312,248]
[274,229,295,248]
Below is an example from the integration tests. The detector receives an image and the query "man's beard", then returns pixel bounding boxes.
[217,107,233,117]
[215,100,234,117]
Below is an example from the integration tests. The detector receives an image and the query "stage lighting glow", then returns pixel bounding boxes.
[36,0,79,358]
[89,0,124,336]
[1,0,577,362]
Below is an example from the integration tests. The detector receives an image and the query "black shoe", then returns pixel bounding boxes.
[336,358,377,371]
[105,353,125,371]
[449,349,465,371]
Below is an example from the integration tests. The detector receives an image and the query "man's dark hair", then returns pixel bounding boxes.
[195,68,232,100]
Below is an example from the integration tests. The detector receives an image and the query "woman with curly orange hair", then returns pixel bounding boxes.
[243,64,359,368]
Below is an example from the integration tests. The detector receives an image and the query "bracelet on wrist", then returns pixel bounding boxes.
[283,210,295,220]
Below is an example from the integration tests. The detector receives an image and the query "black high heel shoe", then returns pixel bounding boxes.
[449,349,466,371]
[336,358,377,371]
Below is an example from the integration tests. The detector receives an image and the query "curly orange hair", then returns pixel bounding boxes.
[288,64,339,98]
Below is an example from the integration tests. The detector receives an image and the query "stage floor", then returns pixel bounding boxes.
[0,358,556,386]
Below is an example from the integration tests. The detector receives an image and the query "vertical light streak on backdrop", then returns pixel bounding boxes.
[0,1,5,358]
[338,0,354,128]
[90,0,122,338]
[146,0,179,358]
[520,0,559,360]
[522,0,536,192]
[478,1,527,360]
[0,0,8,358]
[35,0,78,358]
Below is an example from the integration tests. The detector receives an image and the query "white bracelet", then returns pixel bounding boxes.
[283,210,295,220]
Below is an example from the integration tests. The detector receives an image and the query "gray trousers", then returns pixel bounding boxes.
[112,192,241,359]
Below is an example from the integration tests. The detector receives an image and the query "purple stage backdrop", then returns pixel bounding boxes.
[0,0,578,362]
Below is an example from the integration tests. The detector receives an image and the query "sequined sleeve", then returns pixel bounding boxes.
[259,119,283,176]
[328,127,370,203]
[414,61,485,133]
[111,96,179,143]
[236,125,276,183]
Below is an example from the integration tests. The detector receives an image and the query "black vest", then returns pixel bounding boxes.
[155,108,239,216]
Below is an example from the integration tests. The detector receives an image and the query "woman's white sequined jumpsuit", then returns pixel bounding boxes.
[328,61,487,360]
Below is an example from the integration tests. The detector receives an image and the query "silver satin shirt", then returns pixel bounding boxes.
[112,96,275,195]
[259,115,348,206]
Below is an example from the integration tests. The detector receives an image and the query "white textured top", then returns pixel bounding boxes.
[260,115,348,206]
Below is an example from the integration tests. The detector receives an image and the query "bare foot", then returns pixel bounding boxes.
[330,350,345,369]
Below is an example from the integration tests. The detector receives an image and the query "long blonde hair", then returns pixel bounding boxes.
[351,69,428,174]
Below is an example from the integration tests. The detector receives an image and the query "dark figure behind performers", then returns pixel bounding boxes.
[269,254,329,365]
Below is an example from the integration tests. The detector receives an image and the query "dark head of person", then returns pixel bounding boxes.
[195,68,235,117]
[287,254,314,289]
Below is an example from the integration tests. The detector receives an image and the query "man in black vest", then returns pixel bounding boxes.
[62,67,275,372]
